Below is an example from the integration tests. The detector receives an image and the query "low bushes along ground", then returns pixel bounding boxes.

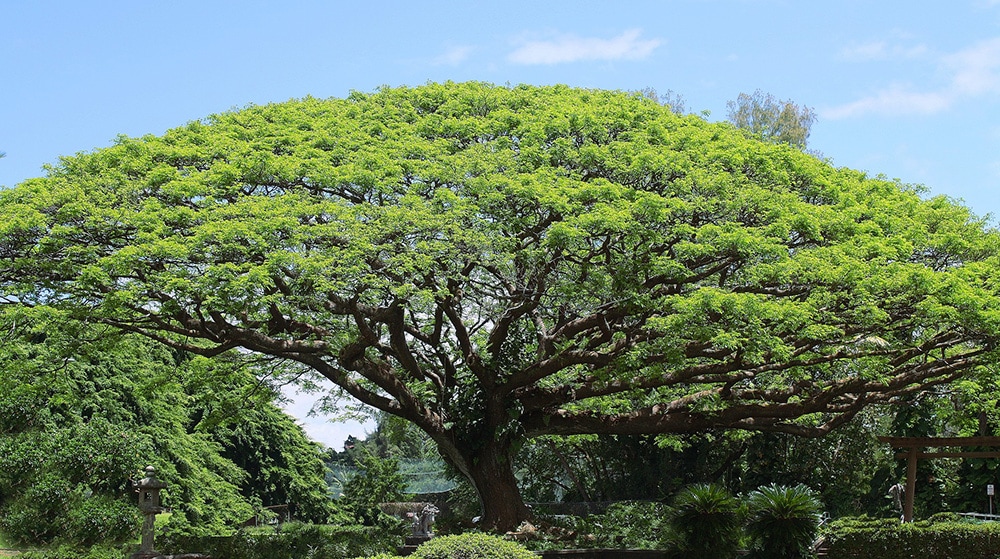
[822,513,1000,559]
[358,533,535,559]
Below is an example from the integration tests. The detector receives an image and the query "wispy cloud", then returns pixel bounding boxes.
[824,37,1000,119]
[823,86,951,119]
[432,45,474,66]
[944,37,1000,95]
[507,29,661,65]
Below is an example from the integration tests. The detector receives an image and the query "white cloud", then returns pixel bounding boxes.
[824,37,1000,119]
[944,37,1000,95]
[432,45,474,66]
[822,86,951,119]
[507,29,661,65]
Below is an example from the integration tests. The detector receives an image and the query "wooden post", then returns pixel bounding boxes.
[904,446,917,522]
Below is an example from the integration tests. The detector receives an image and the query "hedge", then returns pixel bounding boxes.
[159,522,402,559]
[824,514,1000,559]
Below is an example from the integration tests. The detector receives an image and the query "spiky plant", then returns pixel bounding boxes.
[667,483,742,559]
[745,484,822,559]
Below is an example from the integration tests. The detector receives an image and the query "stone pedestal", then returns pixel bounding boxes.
[398,535,432,556]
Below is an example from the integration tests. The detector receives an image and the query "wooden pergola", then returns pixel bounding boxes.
[878,436,1000,522]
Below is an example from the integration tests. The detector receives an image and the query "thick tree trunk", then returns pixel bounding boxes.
[464,439,532,532]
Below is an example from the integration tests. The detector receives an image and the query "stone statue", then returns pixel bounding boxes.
[888,483,905,521]
[411,503,439,538]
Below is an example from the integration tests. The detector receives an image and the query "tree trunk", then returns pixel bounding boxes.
[464,439,532,532]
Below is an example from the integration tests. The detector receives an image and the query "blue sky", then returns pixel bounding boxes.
[4,0,1000,447]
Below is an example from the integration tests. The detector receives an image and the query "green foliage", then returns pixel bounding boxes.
[729,410,896,518]
[823,515,1000,559]
[162,522,402,559]
[15,543,128,559]
[517,434,681,502]
[0,308,335,545]
[745,484,822,559]
[3,81,999,530]
[516,425,892,518]
[325,413,455,498]
[411,533,536,559]
[527,501,670,550]
[210,400,338,523]
[342,450,407,526]
[666,484,741,559]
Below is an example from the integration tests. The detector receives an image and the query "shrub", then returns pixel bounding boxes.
[411,533,536,559]
[823,515,1000,559]
[745,484,821,559]
[16,543,128,559]
[65,495,140,545]
[520,501,670,551]
[160,522,405,559]
[666,483,741,559]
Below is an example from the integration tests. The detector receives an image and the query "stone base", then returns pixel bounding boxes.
[130,553,210,559]
[398,535,432,556]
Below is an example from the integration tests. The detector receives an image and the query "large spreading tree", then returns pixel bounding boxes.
[2,82,998,530]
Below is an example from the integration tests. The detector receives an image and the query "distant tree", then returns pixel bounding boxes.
[638,87,688,115]
[727,89,816,148]
[1,83,997,531]
[658,89,689,115]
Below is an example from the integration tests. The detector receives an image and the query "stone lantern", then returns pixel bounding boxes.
[132,465,167,559]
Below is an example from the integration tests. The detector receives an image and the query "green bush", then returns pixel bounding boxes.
[666,483,741,559]
[16,543,128,559]
[524,501,670,550]
[65,495,140,545]
[411,533,536,559]
[824,515,1000,559]
[160,522,405,559]
[745,484,821,559]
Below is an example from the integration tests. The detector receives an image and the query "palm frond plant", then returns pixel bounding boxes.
[745,483,822,559]
[666,483,741,559]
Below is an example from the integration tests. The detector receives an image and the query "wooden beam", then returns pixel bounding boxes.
[894,451,1000,459]
[878,436,1000,448]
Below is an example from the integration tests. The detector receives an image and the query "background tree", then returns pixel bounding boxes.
[638,87,688,115]
[727,89,816,148]
[1,83,998,531]
[0,306,335,546]
[324,412,454,499]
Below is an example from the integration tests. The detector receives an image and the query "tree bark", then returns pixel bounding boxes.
[464,439,532,532]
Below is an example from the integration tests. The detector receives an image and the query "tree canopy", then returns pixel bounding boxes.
[2,82,998,530]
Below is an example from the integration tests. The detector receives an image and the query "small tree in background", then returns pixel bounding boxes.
[727,89,816,148]
[342,450,406,526]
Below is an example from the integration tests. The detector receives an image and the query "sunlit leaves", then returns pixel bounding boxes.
[1,81,998,463]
